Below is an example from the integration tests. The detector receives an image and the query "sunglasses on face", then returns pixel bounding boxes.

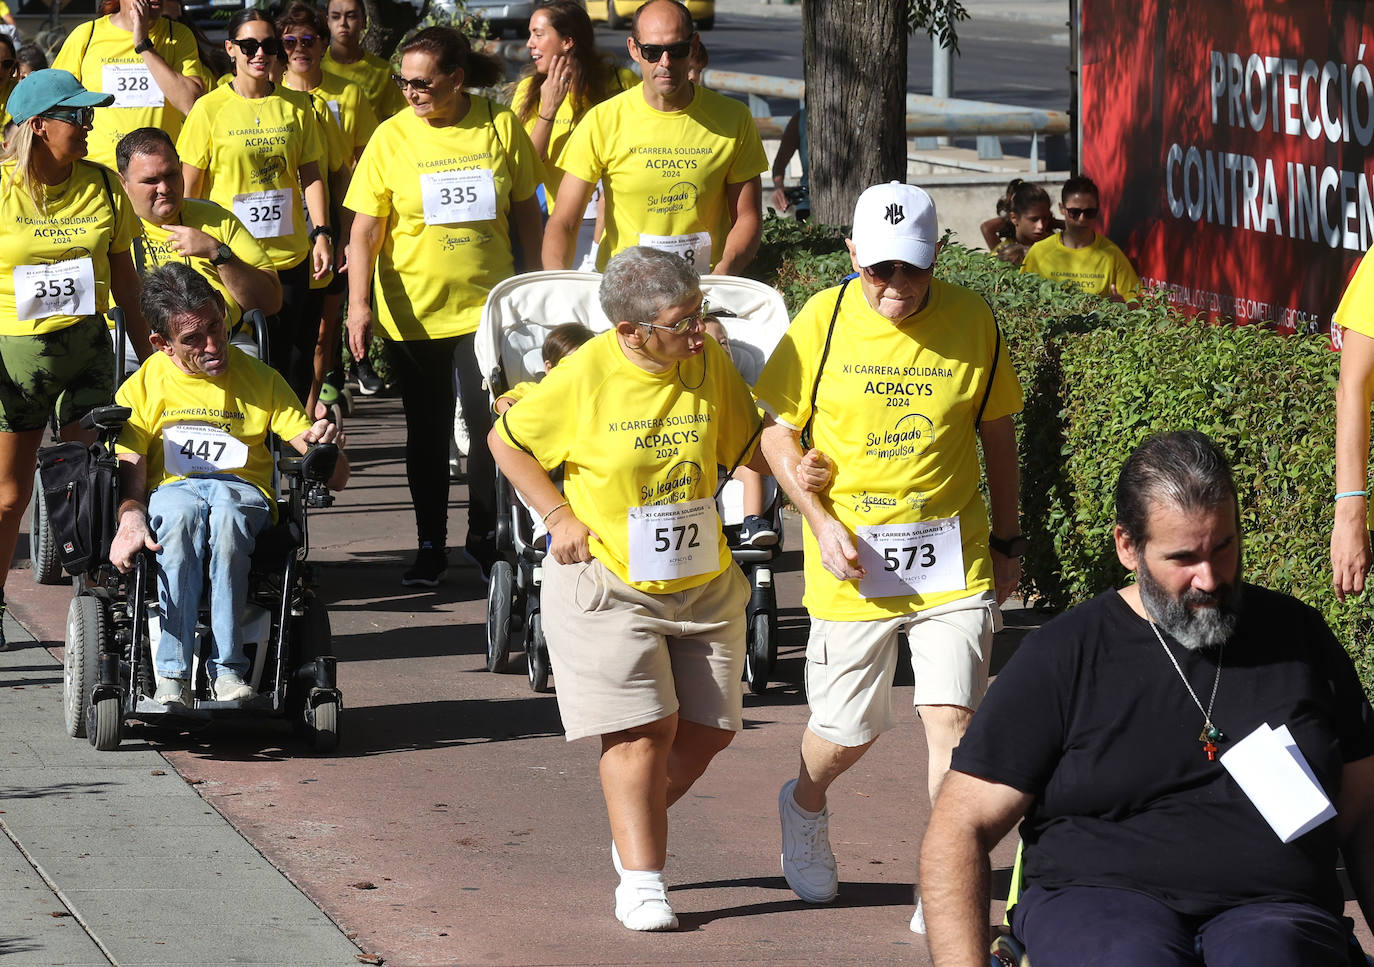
[862,260,921,282]
[1065,206,1099,219]
[643,308,706,336]
[282,33,319,51]
[229,36,285,59]
[633,39,692,62]
[392,73,445,92]
[40,105,96,127]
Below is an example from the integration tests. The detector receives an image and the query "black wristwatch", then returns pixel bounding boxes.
[133,37,155,54]
[309,225,334,242]
[209,242,233,266]
[989,533,1029,558]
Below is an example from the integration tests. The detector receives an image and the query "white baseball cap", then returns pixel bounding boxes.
[851,182,938,270]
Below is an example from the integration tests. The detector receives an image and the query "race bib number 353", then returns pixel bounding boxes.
[421,169,497,225]
[856,516,966,599]
[163,424,249,477]
[13,259,96,322]
[627,497,717,583]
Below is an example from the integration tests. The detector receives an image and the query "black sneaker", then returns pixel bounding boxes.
[462,533,499,583]
[0,590,8,651]
[402,544,448,587]
[738,515,779,548]
[355,358,384,397]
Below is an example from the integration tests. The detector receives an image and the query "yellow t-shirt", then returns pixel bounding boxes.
[53,15,205,170]
[115,346,313,503]
[343,96,540,340]
[176,82,325,271]
[497,330,762,594]
[323,48,407,121]
[498,379,536,409]
[0,159,137,335]
[557,85,768,271]
[131,198,275,333]
[309,70,378,163]
[1021,232,1141,299]
[753,279,1024,621]
[514,65,639,214]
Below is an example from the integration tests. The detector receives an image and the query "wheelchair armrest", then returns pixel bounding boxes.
[279,443,339,483]
[80,405,132,433]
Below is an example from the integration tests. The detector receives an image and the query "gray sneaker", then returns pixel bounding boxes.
[778,777,838,903]
[154,676,192,707]
[212,672,255,702]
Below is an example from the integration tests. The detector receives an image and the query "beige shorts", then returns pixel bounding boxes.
[804,590,999,747]
[541,556,749,742]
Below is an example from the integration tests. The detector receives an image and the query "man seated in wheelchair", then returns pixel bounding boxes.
[108,264,349,706]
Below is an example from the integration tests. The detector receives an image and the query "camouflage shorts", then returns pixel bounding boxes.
[0,315,115,433]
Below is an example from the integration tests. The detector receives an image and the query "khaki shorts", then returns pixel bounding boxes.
[0,315,114,433]
[804,590,999,747]
[541,556,749,742]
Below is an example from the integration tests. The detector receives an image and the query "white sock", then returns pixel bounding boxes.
[619,867,667,890]
[789,792,824,820]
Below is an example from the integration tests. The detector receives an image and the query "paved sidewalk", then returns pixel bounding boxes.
[0,615,365,966]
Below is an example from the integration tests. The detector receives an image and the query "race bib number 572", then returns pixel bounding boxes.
[856,516,966,599]
[627,497,716,583]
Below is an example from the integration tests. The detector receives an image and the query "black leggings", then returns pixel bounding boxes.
[386,332,495,548]
[272,257,325,405]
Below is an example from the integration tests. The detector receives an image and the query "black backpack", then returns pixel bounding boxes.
[37,441,121,576]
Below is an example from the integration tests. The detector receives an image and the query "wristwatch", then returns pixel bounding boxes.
[133,37,154,54]
[989,533,1029,558]
[209,242,233,266]
[309,225,334,242]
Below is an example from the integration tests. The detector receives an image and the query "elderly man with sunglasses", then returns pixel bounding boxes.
[755,182,1025,930]
[540,0,765,276]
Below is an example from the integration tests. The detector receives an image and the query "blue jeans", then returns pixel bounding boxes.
[147,477,272,680]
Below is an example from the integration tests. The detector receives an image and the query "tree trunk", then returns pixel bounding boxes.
[363,0,421,60]
[803,0,908,225]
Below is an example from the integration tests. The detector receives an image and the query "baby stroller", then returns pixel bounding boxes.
[474,270,793,695]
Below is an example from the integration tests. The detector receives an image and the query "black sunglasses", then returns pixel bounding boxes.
[1065,206,1099,219]
[392,73,444,92]
[229,36,285,59]
[40,105,96,127]
[281,33,319,51]
[633,39,692,62]
[862,260,920,282]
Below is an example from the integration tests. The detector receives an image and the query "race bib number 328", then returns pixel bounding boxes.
[856,516,966,599]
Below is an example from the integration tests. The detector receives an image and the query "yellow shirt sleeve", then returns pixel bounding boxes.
[1336,256,1374,337]
[175,92,214,170]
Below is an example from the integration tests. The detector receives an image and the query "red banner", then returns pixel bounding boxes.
[1081,0,1374,341]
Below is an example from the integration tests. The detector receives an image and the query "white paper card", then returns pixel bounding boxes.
[420,169,496,225]
[1220,722,1336,843]
[627,497,716,582]
[163,424,249,477]
[856,516,965,599]
[232,189,293,239]
[583,181,603,221]
[13,259,96,321]
[103,63,163,107]
[639,231,712,271]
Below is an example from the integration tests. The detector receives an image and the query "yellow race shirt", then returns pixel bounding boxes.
[309,70,378,162]
[1021,231,1141,299]
[53,15,205,170]
[323,48,406,121]
[497,379,535,408]
[343,96,540,340]
[557,84,767,271]
[176,82,325,271]
[132,198,275,333]
[754,279,1024,621]
[0,159,137,335]
[115,346,312,504]
[514,65,638,214]
[497,330,761,593]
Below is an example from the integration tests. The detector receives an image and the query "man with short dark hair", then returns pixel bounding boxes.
[921,430,1374,967]
[1020,174,1140,301]
[109,264,346,707]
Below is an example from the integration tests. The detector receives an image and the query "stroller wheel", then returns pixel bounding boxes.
[526,610,552,693]
[487,560,515,673]
[745,611,773,695]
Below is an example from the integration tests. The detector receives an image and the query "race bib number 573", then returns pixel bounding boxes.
[856,516,966,599]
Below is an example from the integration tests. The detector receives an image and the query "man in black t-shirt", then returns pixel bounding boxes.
[921,430,1374,967]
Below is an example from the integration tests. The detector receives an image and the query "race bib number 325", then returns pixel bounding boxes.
[627,497,716,583]
[13,259,96,322]
[856,516,966,599]
[163,424,249,477]
[232,189,294,239]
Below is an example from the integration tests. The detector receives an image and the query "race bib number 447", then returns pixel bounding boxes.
[163,424,249,477]
[856,516,966,599]
[627,497,716,583]
[14,259,96,322]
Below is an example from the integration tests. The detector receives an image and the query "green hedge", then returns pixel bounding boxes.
[748,216,1374,681]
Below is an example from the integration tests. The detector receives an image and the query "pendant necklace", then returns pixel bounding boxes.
[1148,620,1225,760]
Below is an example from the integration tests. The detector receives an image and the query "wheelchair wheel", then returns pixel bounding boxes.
[526,610,551,693]
[486,559,515,673]
[63,595,107,738]
[305,695,340,753]
[88,694,122,751]
[745,611,773,695]
[30,468,62,585]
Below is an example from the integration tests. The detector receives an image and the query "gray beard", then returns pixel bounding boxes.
[1137,560,1242,651]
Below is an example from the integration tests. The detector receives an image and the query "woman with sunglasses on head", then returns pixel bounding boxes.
[345,26,542,587]
[490,247,779,932]
[514,0,637,266]
[0,70,150,649]
[50,0,206,171]
[176,9,331,406]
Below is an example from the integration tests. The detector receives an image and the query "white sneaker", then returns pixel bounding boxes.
[153,676,191,707]
[778,778,838,903]
[212,672,255,701]
[910,897,926,934]
[614,874,678,931]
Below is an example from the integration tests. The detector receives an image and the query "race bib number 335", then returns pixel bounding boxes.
[856,516,966,599]
[421,169,497,225]
[627,497,717,583]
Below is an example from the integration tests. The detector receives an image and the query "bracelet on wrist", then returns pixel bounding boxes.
[538,113,555,121]
[1336,490,1370,501]
[542,500,570,524]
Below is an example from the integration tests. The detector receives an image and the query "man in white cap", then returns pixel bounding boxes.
[754,182,1024,926]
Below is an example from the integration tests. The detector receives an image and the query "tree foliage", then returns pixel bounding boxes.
[907,0,969,53]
